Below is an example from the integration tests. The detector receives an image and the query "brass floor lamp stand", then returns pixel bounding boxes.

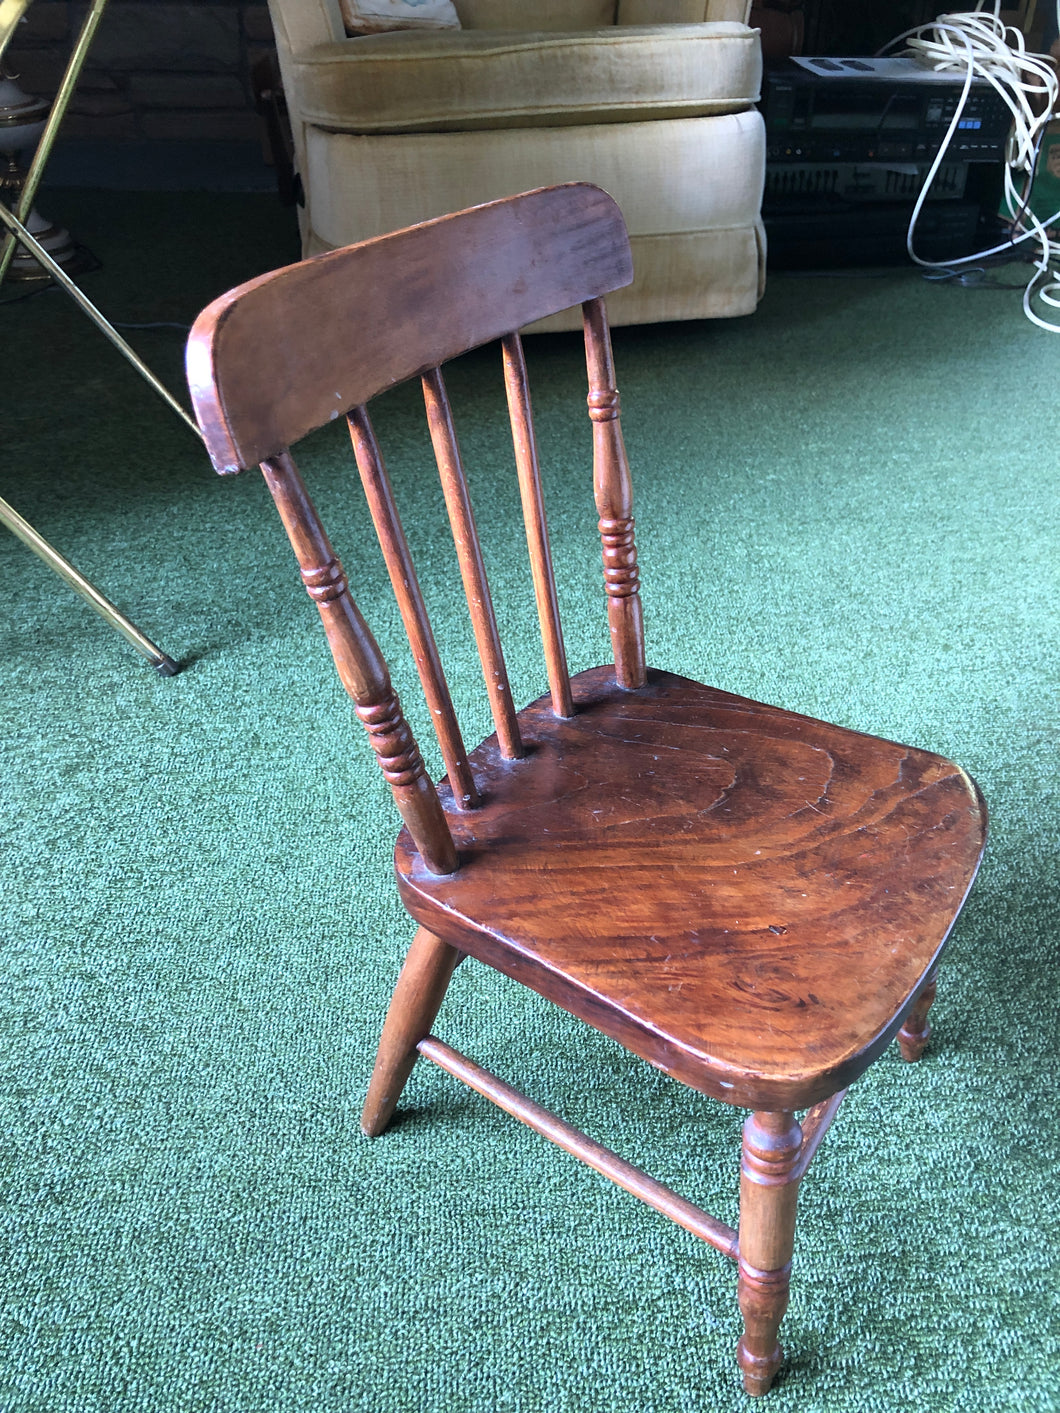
[0,494,179,675]
[1,0,200,675]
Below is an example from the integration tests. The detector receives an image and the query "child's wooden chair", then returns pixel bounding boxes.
[186,184,987,1396]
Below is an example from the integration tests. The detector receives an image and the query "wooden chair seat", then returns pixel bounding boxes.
[186,183,988,1397]
[398,666,984,1112]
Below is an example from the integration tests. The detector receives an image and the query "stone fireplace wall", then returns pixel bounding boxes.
[3,1,271,146]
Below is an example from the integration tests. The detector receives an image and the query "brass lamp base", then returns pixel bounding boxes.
[3,201,83,280]
[0,74,84,280]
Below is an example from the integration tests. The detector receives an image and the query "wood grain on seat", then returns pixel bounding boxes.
[398,667,985,1111]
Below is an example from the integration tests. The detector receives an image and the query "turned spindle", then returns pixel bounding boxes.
[583,297,646,689]
[737,1110,803,1397]
[260,451,457,875]
[897,969,939,1062]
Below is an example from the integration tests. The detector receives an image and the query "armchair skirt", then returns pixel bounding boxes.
[303,111,766,329]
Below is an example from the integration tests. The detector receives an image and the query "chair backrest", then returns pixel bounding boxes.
[186,183,643,876]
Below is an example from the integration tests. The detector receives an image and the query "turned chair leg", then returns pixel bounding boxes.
[361,926,463,1137]
[737,1110,803,1397]
[897,967,939,1062]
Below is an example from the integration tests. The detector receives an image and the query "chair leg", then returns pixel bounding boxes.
[736,1110,803,1397]
[897,968,939,1062]
[361,926,463,1138]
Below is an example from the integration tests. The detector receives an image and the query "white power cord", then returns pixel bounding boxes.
[880,2,1060,330]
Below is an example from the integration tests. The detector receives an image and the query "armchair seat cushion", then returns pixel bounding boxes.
[293,22,761,133]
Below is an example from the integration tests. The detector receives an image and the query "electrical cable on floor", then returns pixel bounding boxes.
[0,243,100,306]
[2,285,191,328]
[110,320,192,330]
[0,239,190,325]
[880,1,1060,330]
[0,281,59,307]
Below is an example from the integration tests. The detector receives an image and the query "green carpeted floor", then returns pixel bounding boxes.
[2,192,1058,1413]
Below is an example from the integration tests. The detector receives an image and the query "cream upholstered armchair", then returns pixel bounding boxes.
[267,0,765,330]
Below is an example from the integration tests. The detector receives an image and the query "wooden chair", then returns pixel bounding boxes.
[186,184,987,1397]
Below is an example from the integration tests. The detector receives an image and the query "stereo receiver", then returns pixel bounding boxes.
[762,56,1012,165]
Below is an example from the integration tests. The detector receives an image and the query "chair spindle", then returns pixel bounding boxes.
[347,404,480,811]
[583,297,646,690]
[501,331,574,719]
[422,367,524,760]
[259,451,457,875]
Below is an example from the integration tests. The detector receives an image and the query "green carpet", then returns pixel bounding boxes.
[2,193,1058,1413]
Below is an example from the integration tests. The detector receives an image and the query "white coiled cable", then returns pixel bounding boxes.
[880,2,1060,330]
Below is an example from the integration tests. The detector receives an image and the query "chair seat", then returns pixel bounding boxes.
[397,666,986,1110]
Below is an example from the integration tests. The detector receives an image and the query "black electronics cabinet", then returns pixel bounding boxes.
[760,57,1010,267]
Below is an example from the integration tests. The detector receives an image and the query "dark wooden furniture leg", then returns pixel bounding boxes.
[361,927,463,1137]
[897,968,939,1062]
[737,1111,803,1397]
